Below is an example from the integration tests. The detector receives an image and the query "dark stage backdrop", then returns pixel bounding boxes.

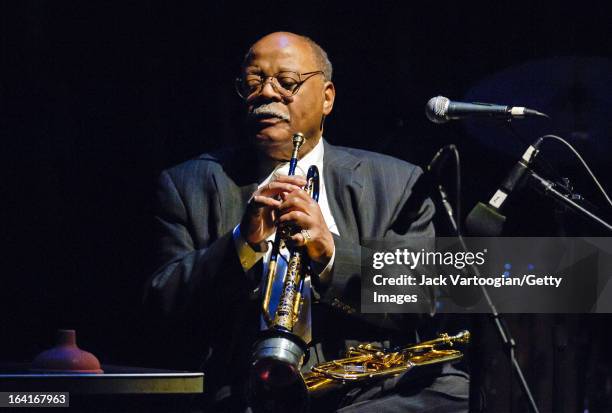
[2,2,611,412]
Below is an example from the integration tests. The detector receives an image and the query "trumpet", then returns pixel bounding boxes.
[248,135,470,412]
[251,133,320,391]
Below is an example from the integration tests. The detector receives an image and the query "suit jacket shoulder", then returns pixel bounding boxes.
[156,146,257,250]
[161,148,235,193]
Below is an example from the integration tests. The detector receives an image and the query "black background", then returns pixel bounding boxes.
[2,1,612,411]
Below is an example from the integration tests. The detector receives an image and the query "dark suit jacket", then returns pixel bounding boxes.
[145,140,436,400]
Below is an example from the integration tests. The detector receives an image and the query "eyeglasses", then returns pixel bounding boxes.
[235,70,324,100]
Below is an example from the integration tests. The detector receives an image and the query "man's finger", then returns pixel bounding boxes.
[289,232,307,247]
[278,210,312,226]
[250,196,281,208]
[273,175,307,186]
[260,182,302,196]
[286,187,316,203]
[278,196,309,213]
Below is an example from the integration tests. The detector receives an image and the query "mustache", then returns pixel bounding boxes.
[248,103,291,122]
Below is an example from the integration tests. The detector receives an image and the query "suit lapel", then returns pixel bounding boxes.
[209,147,259,238]
[323,140,363,241]
[218,180,256,237]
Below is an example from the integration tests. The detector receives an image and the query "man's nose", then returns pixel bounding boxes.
[259,78,283,101]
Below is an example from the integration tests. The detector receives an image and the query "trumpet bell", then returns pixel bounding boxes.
[251,335,306,387]
[250,335,309,413]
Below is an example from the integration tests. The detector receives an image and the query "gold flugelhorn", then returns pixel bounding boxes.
[251,133,320,391]
[302,330,470,397]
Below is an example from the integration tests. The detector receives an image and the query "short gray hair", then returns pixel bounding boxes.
[301,35,333,81]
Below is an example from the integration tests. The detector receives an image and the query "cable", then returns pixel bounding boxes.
[539,134,612,210]
[427,144,462,235]
[450,144,462,235]
[505,122,562,184]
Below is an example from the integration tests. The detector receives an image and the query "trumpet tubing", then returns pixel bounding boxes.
[273,251,304,330]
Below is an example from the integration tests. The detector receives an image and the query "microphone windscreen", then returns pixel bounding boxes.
[465,202,506,236]
[425,96,450,124]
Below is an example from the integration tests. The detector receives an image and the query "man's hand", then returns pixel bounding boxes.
[277,187,335,266]
[240,175,306,247]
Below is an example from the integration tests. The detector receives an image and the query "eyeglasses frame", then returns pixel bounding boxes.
[235,70,325,100]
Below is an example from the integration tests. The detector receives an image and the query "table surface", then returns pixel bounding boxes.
[0,363,204,394]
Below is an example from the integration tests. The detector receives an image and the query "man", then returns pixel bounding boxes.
[146,32,469,412]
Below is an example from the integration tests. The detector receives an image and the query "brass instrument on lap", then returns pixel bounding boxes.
[302,330,471,397]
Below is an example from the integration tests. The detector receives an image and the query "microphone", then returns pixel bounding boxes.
[426,96,549,124]
[465,138,543,236]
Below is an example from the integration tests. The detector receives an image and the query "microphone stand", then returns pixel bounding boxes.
[429,147,541,413]
[528,170,612,232]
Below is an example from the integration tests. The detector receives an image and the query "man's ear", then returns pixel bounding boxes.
[322,81,335,115]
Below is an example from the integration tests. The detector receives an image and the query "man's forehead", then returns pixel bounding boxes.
[245,33,314,69]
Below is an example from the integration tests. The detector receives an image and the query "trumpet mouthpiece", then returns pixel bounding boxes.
[292,133,305,147]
